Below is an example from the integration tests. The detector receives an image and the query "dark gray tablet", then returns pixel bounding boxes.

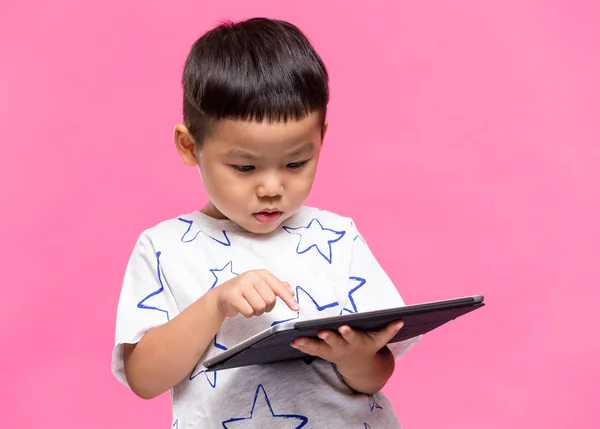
[204,295,484,372]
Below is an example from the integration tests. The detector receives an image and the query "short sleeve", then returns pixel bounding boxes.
[345,220,421,360]
[111,232,180,387]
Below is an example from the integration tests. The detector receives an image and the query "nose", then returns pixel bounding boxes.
[257,172,283,198]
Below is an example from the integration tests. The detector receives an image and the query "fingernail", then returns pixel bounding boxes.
[295,339,305,346]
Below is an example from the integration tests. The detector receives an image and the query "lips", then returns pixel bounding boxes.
[253,210,283,224]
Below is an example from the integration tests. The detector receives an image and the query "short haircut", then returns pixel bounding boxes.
[182,18,329,147]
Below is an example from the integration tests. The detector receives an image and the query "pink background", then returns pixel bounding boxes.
[1,1,599,427]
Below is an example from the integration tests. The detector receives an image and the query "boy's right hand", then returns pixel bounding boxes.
[213,269,299,318]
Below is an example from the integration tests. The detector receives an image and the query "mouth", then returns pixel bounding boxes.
[253,209,283,224]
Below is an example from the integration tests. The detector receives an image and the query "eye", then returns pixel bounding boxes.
[232,165,255,173]
[286,160,308,170]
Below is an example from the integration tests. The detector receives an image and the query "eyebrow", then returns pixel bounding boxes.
[225,149,258,160]
[226,142,314,160]
[287,142,314,158]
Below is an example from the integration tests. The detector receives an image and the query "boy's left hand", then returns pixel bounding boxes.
[290,320,403,371]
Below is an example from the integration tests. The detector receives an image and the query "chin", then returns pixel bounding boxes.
[236,214,288,235]
[244,221,282,235]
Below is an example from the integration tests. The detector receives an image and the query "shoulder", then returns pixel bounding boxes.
[139,213,194,239]
[130,211,206,251]
[288,206,357,231]
[281,207,361,252]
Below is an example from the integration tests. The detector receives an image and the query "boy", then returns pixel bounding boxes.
[112,18,419,428]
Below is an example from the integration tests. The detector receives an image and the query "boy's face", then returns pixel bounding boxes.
[175,112,326,234]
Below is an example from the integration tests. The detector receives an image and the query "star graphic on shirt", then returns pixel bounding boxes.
[136,251,170,321]
[206,229,231,246]
[177,217,231,246]
[189,365,218,388]
[222,384,308,428]
[353,234,365,244]
[271,286,339,326]
[340,276,367,315]
[209,261,239,290]
[282,218,345,264]
[172,420,178,429]
[213,333,227,351]
[178,218,201,242]
[189,334,227,388]
[368,394,383,412]
[364,424,372,429]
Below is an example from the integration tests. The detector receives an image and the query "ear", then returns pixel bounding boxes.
[320,120,328,144]
[174,124,198,166]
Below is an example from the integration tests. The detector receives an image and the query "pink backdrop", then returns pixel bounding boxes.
[1,1,599,427]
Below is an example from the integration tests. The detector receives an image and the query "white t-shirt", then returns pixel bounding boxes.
[112,206,420,428]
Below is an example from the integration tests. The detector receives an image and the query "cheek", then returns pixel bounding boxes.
[201,165,233,193]
[289,170,317,197]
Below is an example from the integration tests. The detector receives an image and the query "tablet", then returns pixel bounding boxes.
[204,295,484,372]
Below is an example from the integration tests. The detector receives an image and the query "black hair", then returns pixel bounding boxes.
[182,18,329,146]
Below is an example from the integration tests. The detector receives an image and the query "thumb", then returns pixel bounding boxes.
[373,320,404,348]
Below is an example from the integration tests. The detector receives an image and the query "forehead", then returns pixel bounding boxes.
[203,112,323,155]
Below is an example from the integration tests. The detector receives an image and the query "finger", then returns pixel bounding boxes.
[253,280,278,313]
[260,272,299,311]
[282,281,295,296]
[318,330,348,349]
[372,320,404,348]
[337,325,362,345]
[241,288,268,316]
[291,337,332,359]
[231,295,255,318]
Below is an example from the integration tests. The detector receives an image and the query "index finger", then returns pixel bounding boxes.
[260,271,299,311]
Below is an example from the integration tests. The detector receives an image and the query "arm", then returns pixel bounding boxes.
[121,269,298,399]
[123,288,224,399]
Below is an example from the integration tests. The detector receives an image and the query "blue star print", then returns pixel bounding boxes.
[340,276,367,315]
[209,261,239,290]
[272,286,339,326]
[353,234,365,244]
[364,424,372,429]
[189,365,217,388]
[206,230,231,246]
[282,218,345,264]
[222,384,308,428]
[178,218,201,242]
[137,251,170,321]
[172,420,178,428]
[177,217,231,246]
[368,394,383,412]
[213,333,227,351]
